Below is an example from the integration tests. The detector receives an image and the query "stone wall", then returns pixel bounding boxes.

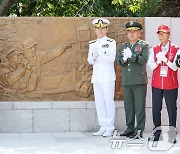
[0,101,180,133]
[0,17,144,101]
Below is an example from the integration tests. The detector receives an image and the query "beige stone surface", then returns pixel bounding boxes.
[0,17,144,101]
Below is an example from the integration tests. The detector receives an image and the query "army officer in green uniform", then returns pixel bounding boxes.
[116,21,149,140]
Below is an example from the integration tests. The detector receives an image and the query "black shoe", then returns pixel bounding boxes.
[120,131,134,137]
[153,130,163,141]
[129,132,144,141]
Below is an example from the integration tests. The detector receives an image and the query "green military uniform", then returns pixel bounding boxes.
[116,21,149,135]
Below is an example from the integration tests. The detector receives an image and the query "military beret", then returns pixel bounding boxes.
[125,21,142,31]
[92,18,110,28]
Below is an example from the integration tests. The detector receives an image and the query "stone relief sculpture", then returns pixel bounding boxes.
[0,17,143,101]
[28,52,93,100]
[0,38,74,100]
[75,63,93,98]
[75,52,93,98]
[21,39,73,92]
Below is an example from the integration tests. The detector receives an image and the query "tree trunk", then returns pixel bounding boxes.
[0,0,19,16]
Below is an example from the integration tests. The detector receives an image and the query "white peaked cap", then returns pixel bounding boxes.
[92,18,110,25]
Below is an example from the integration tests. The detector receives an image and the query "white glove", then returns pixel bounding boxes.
[123,53,128,62]
[157,52,167,63]
[123,47,132,59]
[160,52,168,62]
[156,52,162,64]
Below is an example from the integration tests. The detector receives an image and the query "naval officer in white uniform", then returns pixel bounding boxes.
[87,18,116,137]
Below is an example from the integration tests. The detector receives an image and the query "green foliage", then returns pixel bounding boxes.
[90,0,138,17]
[112,0,142,14]
[3,0,146,17]
[5,0,93,17]
[1,0,179,17]
[137,0,160,16]
[160,0,180,17]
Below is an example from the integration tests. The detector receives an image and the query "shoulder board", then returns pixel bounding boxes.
[121,42,128,46]
[139,40,149,45]
[107,38,114,42]
[119,42,128,48]
[89,40,96,44]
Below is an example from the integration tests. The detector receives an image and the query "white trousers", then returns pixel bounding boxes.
[93,81,115,131]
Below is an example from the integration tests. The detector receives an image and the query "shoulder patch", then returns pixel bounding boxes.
[107,38,114,42]
[89,40,96,44]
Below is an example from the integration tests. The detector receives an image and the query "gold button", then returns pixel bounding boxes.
[128,69,130,71]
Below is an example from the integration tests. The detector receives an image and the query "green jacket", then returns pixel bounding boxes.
[116,39,149,86]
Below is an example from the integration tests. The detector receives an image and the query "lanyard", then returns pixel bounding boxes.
[160,41,172,66]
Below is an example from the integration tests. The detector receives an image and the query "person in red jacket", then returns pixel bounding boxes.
[148,25,179,142]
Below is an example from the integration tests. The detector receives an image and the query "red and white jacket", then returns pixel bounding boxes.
[152,41,179,90]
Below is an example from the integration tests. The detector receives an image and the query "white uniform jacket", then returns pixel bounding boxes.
[87,36,116,84]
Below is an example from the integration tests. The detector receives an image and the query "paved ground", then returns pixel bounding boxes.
[0,132,179,154]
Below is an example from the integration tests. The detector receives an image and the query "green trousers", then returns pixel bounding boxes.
[123,84,147,133]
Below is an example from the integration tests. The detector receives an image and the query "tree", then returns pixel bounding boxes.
[0,0,140,17]
[3,0,94,17]
[137,0,160,17]
[0,0,179,17]
[159,0,180,17]
[0,0,19,16]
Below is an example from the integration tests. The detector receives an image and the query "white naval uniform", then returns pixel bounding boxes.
[87,36,116,131]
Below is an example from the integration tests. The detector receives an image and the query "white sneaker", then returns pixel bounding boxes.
[102,130,114,137]
[93,128,106,136]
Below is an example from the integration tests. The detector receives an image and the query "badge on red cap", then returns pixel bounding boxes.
[157,24,170,33]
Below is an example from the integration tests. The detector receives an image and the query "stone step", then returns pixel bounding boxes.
[0,101,180,133]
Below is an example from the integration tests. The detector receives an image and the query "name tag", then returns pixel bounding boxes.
[102,44,109,48]
[160,66,168,77]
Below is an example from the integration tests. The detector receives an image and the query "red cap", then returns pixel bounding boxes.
[157,24,170,33]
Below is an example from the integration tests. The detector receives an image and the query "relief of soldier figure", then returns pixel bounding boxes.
[0,38,93,101]
[27,52,93,100]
